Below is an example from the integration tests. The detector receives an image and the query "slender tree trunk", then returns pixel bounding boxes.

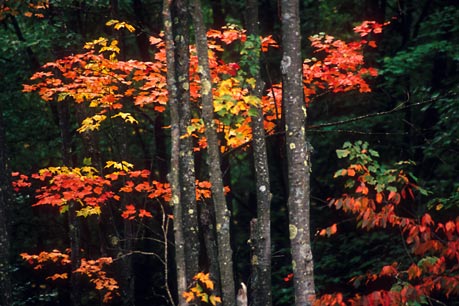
[199,202,221,295]
[0,106,12,306]
[9,14,40,70]
[111,102,136,306]
[57,100,82,306]
[190,1,236,304]
[280,1,315,305]
[245,0,273,305]
[172,0,200,285]
[162,0,188,304]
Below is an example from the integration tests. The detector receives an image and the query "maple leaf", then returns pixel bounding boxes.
[121,204,136,220]
[261,35,279,52]
[138,209,152,218]
[183,291,195,302]
[318,223,337,237]
[78,114,107,133]
[76,206,101,217]
[111,112,138,124]
[47,273,68,281]
[105,160,133,171]
[149,36,162,46]
[106,19,136,33]
[209,295,222,305]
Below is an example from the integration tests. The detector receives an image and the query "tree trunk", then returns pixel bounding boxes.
[199,202,221,296]
[0,105,12,306]
[172,0,200,285]
[162,0,188,304]
[57,100,82,306]
[190,0,236,304]
[245,0,273,305]
[280,1,315,305]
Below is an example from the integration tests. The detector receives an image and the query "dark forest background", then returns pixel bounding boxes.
[1,0,458,305]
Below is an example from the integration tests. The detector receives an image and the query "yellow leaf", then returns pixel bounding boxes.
[107,20,136,33]
[246,78,256,89]
[76,206,101,217]
[183,291,195,302]
[111,112,139,124]
[210,295,222,305]
[105,160,133,171]
[201,294,209,303]
[77,114,107,133]
[105,19,119,26]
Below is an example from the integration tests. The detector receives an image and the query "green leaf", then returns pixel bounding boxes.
[83,157,92,166]
[369,149,379,157]
[336,149,350,159]
[247,107,258,117]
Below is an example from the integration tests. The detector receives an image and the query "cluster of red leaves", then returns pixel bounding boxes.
[0,0,48,21]
[314,150,459,305]
[283,273,294,283]
[75,257,119,303]
[23,21,381,153]
[23,49,167,112]
[12,164,229,221]
[302,21,388,103]
[20,249,71,271]
[15,163,230,303]
[195,180,231,200]
[20,249,118,302]
[13,166,115,216]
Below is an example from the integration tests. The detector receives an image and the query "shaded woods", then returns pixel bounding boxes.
[1,0,458,305]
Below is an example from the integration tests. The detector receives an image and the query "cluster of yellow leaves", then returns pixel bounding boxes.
[78,114,107,133]
[105,19,135,33]
[183,272,222,306]
[111,112,138,124]
[105,160,134,172]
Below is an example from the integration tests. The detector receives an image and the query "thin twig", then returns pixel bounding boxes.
[160,203,176,306]
[308,94,453,130]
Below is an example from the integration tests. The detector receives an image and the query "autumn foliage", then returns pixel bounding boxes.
[314,141,459,305]
[15,18,428,305]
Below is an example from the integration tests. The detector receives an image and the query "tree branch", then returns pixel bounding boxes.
[308,93,455,130]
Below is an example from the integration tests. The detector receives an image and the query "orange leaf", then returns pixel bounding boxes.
[138,209,152,218]
[380,264,397,277]
[368,40,377,48]
[47,273,68,281]
[121,204,136,219]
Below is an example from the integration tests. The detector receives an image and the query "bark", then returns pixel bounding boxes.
[57,100,82,306]
[0,105,12,306]
[280,1,315,305]
[245,0,273,305]
[190,0,236,304]
[112,100,136,306]
[172,0,200,285]
[163,0,188,305]
[199,202,221,296]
